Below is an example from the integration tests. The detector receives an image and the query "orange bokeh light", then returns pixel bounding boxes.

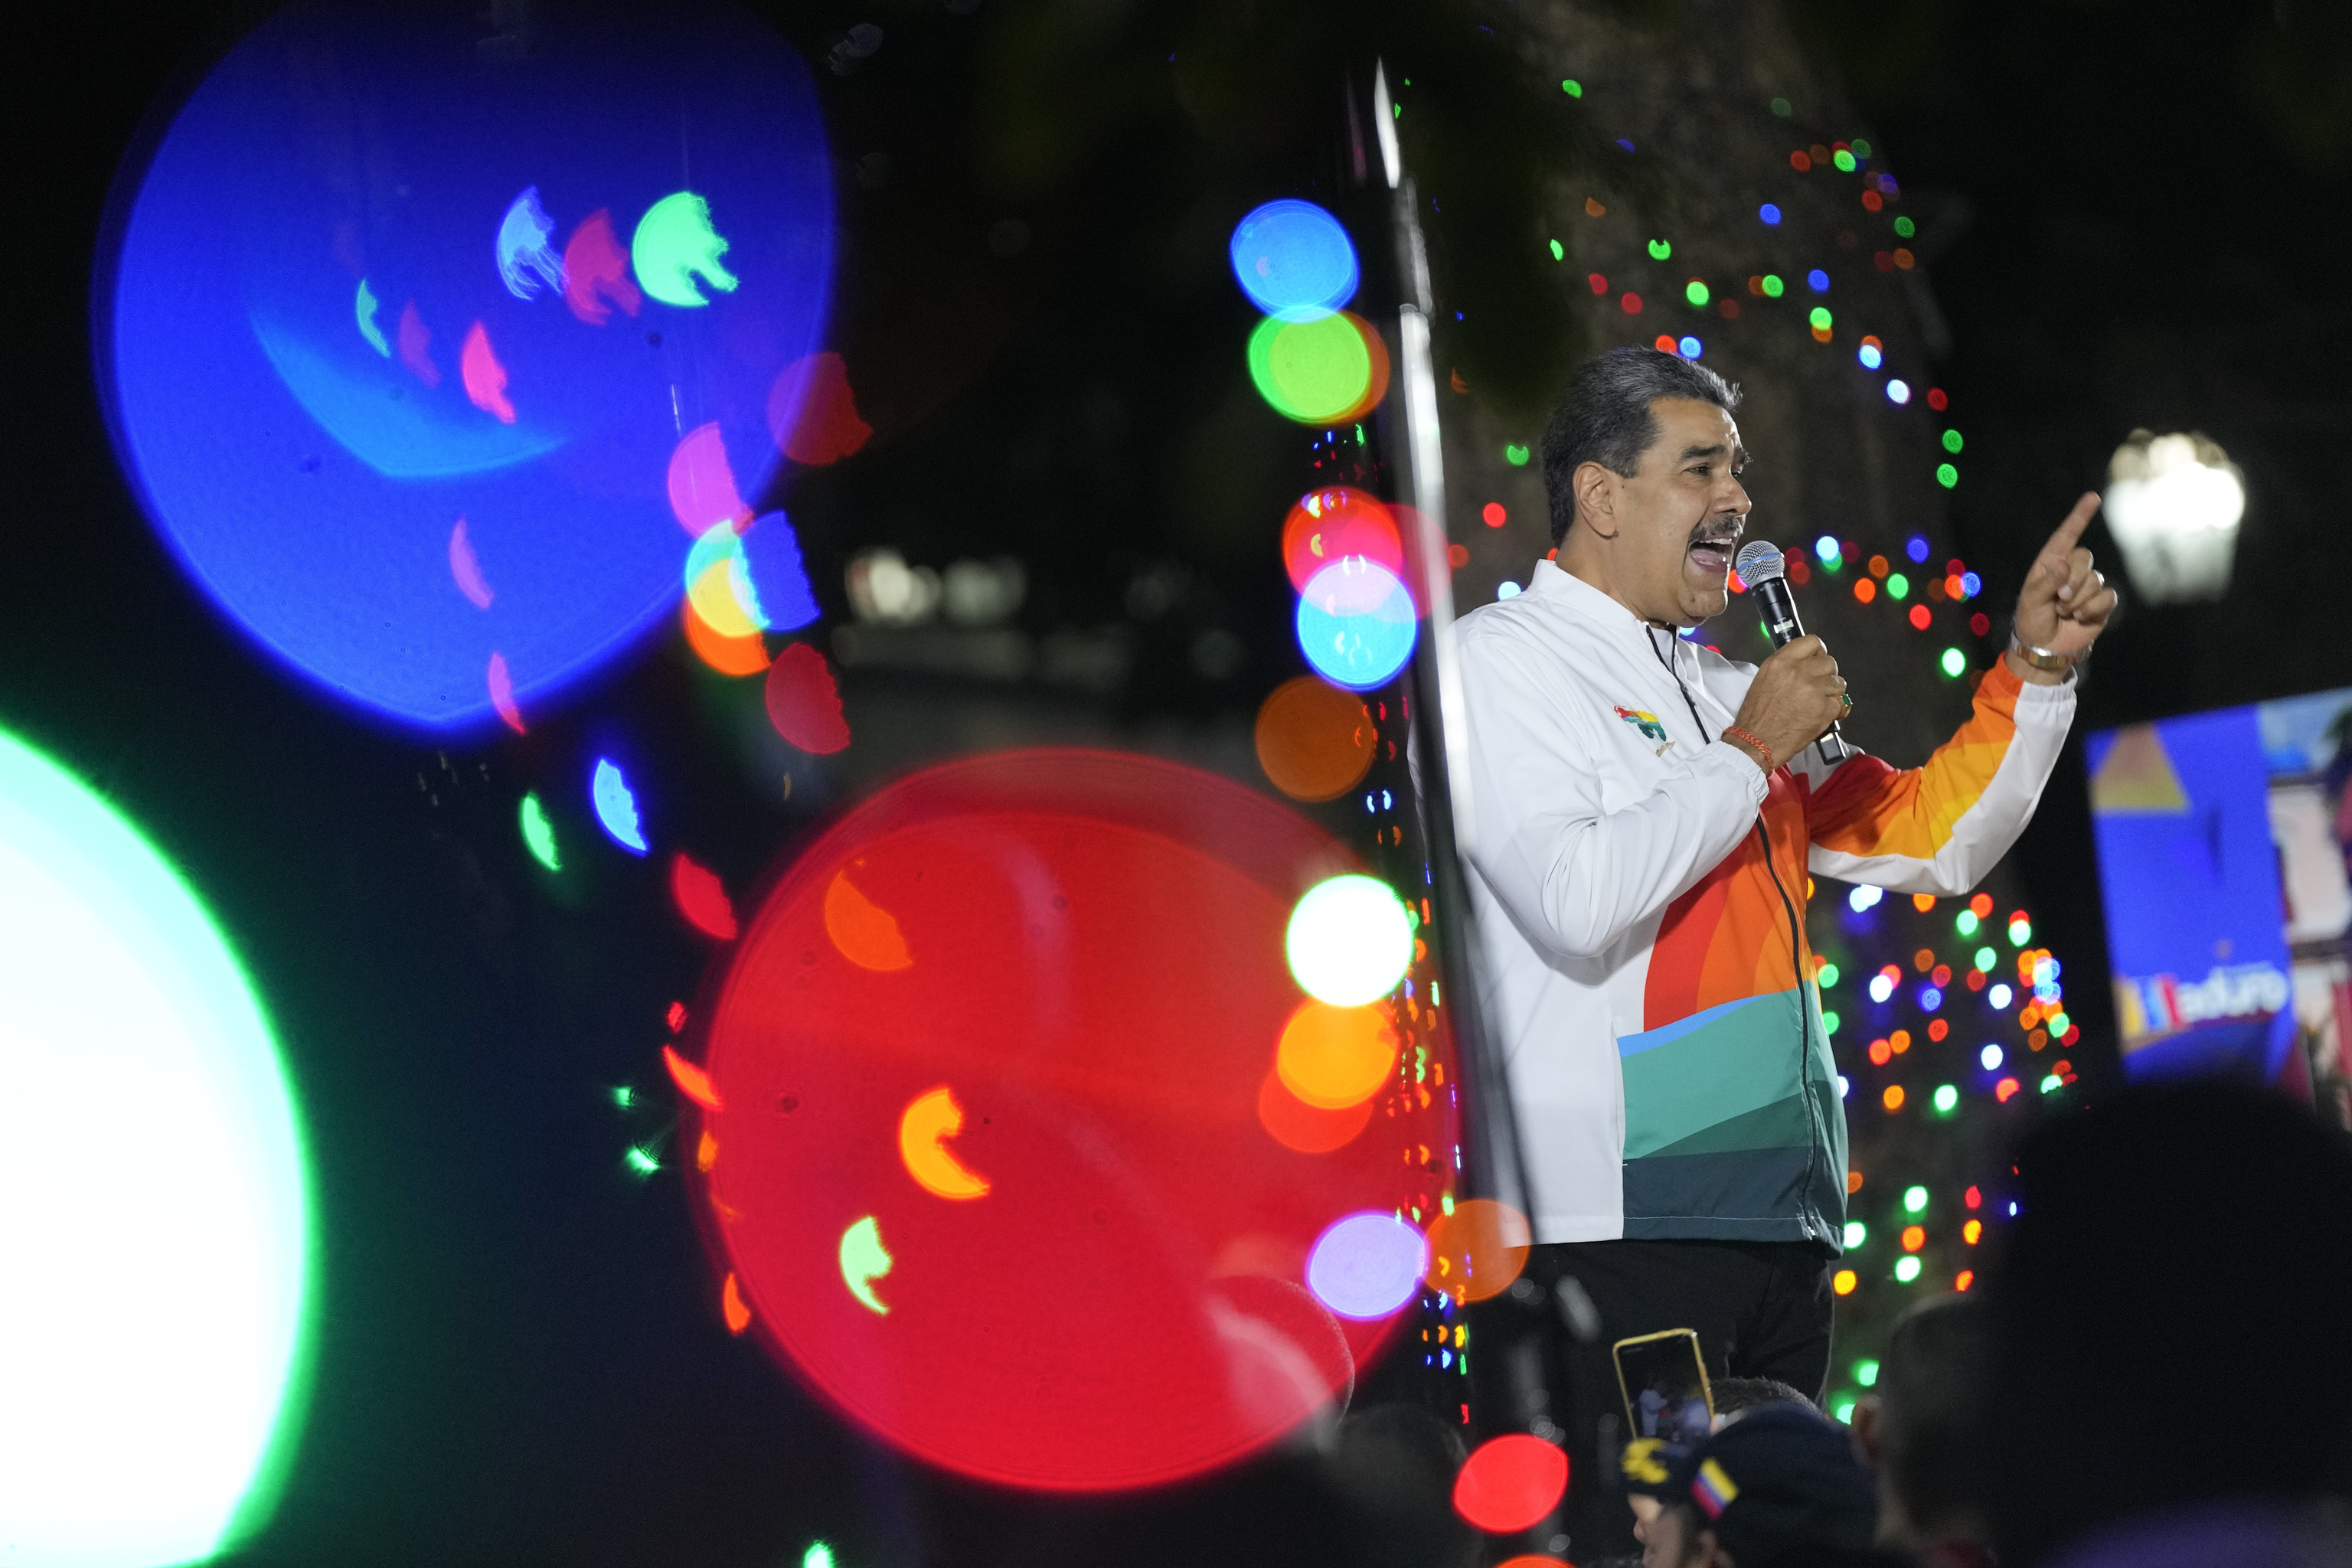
[1256,1068,1374,1154]
[823,867,913,972]
[899,1085,991,1200]
[1254,676,1377,802]
[1833,1269,1857,1295]
[1423,1198,1533,1304]
[1901,1225,1926,1251]
[663,1043,724,1110]
[1883,1085,1906,1111]
[684,596,769,675]
[1276,1000,1399,1109]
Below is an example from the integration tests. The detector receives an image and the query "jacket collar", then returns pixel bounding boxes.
[1528,560,1688,655]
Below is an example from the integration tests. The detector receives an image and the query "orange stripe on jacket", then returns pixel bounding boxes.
[1645,775,1811,1025]
[1808,660,2025,862]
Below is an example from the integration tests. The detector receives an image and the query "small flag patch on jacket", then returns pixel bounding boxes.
[1693,1456,1740,1517]
[1613,705,1670,743]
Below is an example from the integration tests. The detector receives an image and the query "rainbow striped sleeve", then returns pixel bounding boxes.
[1797,658,2041,884]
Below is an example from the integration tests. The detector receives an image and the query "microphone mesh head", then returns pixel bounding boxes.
[1734,540,1786,586]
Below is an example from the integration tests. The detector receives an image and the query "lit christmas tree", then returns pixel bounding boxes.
[1404,1,2089,1431]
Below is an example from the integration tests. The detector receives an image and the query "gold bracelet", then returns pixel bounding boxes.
[2007,629,2082,672]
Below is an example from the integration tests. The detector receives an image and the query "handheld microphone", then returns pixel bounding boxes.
[1733,540,1850,765]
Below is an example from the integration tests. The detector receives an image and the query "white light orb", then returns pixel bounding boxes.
[0,730,312,1568]
[2102,429,2246,604]
[1285,874,1413,1006]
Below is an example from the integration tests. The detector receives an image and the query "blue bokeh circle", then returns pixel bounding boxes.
[1295,560,1417,691]
[100,0,833,730]
[1229,200,1360,322]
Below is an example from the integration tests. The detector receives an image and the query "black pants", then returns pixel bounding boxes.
[1471,1237,1834,1560]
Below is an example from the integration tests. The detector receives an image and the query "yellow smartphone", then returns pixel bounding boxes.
[1612,1328,1713,1443]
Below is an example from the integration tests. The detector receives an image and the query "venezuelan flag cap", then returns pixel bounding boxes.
[1674,1404,1877,1560]
[1693,1456,1740,1517]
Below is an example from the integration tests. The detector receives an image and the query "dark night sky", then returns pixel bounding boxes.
[3,2,2347,1563]
[1808,0,2352,1054]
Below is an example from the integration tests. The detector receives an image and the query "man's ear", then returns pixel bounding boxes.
[1851,1393,1885,1468]
[1698,1527,1736,1567]
[1571,459,1618,539]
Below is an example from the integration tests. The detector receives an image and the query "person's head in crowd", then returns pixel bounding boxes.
[1632,1403,1880,1567]
[1625,1384,1816,1554]
[1851,1295,1993,1560]
[1622,1434,1692,1549]
[1325,1403,1476,1568]
[1988,1083,2352,1566]
[1710,1377,1813,1426]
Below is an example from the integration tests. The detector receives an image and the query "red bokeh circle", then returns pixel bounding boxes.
[691,750,1437,1491]
[1280,487,1406,596]
[1453,1433,1570,1533]
[765,642,851,754]
[768,350,874,466]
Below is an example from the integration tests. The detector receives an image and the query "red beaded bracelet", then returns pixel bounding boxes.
[1722,724,1775,773]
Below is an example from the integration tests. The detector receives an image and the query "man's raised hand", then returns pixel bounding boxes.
[2014,492,2119,662]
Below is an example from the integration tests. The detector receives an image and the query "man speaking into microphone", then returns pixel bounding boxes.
[1453,347,2113,1534]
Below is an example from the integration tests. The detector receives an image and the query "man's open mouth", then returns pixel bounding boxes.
[1687,521,1743,575]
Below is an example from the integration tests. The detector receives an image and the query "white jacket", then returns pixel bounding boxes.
[1455,561,2076,1246]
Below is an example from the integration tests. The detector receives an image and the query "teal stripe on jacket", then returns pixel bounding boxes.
[1615,987,1848,1245]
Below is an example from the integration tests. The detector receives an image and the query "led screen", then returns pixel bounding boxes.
[2089,686,2352,1092]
